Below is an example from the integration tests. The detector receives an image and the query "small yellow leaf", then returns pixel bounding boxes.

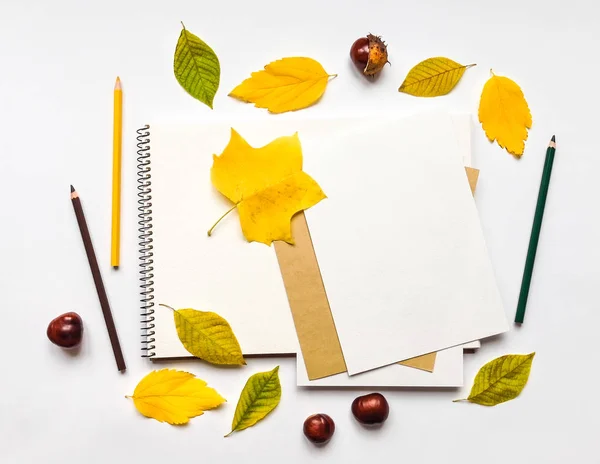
[229,57,335,113]
[455,353,535,406]
[128,369,225,424]
[209,129,326,245]
[226,366,281,437]
[478,73,532,157]
[168,305,245,366]
[399,57,475,97]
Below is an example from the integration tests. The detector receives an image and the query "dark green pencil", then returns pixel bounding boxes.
[515,135,557,323]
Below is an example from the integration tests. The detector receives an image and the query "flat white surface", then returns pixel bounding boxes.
[298,347,464,387]
[1,0,599,463]
[303,114,508,374]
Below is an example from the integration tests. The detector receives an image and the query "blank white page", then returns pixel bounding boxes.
[303,114,508,375]
[150,125,298,358]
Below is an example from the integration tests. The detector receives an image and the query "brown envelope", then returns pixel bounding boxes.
[274,167,480,380]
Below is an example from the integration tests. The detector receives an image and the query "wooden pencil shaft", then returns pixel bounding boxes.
[72,194,126,371]
[515,145,556,323]
[111,82,123,268]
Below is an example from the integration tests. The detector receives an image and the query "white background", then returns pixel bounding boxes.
[0,0,598,462]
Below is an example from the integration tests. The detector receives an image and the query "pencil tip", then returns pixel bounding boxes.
[70,185,75,193]
[115,76,121,90]
[113,266,119,270]
[551,135,556,143]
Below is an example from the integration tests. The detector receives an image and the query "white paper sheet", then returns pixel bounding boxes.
[150,125,298,357]
[303,114,508,375]
[463,341,481,349]
[297,346,463,387]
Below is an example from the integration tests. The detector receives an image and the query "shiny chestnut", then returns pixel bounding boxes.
[303,413,335,444]
[349,34,389,76]
[351,393,389,425]
[350,37,370,67]
[47,312,83,348]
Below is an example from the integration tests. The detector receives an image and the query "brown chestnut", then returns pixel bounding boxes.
[47,312,83,348]
[351,393,389,425]
[350,34,389,76]
[303,413,335,444]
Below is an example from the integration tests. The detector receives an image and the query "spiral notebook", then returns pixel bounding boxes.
[137,124,297,359]
[137,115,495,366]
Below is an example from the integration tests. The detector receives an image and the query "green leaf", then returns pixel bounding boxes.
[163,304,245,366]
[398,57,475,97]
[226,366,281,437]
[455,353,535,406]
[173,23,220,108]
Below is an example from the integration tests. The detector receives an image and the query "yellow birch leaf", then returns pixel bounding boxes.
[478,73,532,157]
[127,369,225,425]
[208,128,326,245]
[229,57,336,113]
[162,304,245,366]
[398,57,475,97]
[226,366,281,437]
[454,353,535,406]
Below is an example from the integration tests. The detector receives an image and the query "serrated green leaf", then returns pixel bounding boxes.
[173,24,220,108]
[226,366,281,437]
[166,305,245,366]
[455,353,535,406]
[399,57,475,97]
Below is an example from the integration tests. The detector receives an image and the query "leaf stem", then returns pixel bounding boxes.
[328,74,338,81]
[207,203,238,237]
[452,398,468,403]
[224,430,234,438]
[466,64,477,69]
[159,303,176,312]
[181,21,186,30]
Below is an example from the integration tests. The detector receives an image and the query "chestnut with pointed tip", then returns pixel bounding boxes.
[303,413,335,444]
[351,393,389,425]
[350,34,389,76]
[47,312,83,348]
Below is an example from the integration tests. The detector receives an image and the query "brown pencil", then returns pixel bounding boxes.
[71,185,126,372]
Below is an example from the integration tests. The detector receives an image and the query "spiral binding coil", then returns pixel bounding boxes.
[137,125,155,357]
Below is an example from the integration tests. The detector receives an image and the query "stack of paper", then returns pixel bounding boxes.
[277,114,508,387]
[147,114,508,388]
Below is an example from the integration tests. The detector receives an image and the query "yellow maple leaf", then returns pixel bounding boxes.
[478,73,532,157]
[127,369,225,425]
[228,57,336,113]
[208,129,326,245]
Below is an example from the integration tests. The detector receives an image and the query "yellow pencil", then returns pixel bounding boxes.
[111,76,123,269]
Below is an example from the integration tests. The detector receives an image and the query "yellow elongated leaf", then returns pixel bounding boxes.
[229,57,336,113]
[399,57,475,97]
[209,129,326,245]
[455,353,535,406]
[127,369,225,424]
[478,73,532,157]
[173,24,220,109]
[226,366,281,437]
[163,304,245,366]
